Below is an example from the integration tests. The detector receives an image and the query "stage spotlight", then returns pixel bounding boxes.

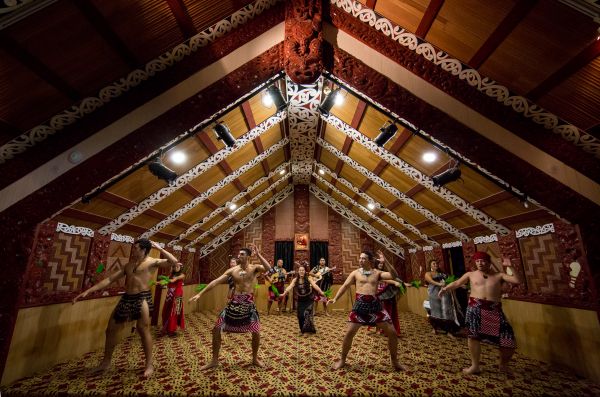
[432,164,461,187]
[266,85,287,112]
[148,158,178,184]
[213,122,235,147]
[318,88,340,115]
[373,121,398,147]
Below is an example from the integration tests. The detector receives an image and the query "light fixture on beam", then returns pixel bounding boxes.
[373,120,398,147]
[213,122,235,147]
[266,85,287,112]
[432,162,461,187]
[318,88,340,116]
[148,157,178,184]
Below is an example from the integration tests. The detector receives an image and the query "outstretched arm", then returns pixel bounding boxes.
[309,278,325,296]
[73,268,125,304]
[328,271,356,305]
[424,271,444,287]
[501,258,521,285]
[439,272,470,297]
[281,278,297,298]
[189,272,231,302]
[150,241,179,268]
[252,244,272,274]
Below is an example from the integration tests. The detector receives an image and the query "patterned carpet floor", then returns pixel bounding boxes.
[2,310,600,396]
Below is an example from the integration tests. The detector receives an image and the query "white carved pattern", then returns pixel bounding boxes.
[140,136,289,239]
[99,114,287,235]
[317,163,435,247]
[313,172,418,248]
[199,185,294,256]
[310,185,404,257]
[331,0,600,158]
[0,0,282,163]
[422,246,433,251]
[317,137,469,241]
[186,175,289,248]
[323,73,565,223]
[169,162,289,245]
[110,233,135,243]
[442,241,463,249]
[56,222,94,237]
[515,223,555,238]
[473,234,498,244]
[408,248,417,253]
[188,247,196,253]
[286,76,321,184]
[322,113,510,235]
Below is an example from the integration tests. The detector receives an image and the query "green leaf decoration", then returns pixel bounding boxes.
[254,284,259,289]
[397,281,407,295]
[195,283,207,292]
[95,263,105,274]
[411,280,422,289]
[149,280,157,287]
[323,288,333,298]
[444,274,457,284]
[158,275,170,281]
[270,285,280,297]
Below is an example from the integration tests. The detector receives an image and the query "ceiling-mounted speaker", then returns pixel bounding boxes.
[213,122,236,147]
[148,158,178,184]
[432,165,461,187]
[373,121,398,147]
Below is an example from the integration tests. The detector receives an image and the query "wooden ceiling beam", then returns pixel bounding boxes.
[0,31,81,101]
[164,0,198,40]
[415,0,444,39]
[180,183,201,197]
[528,38,600,101]
[469,0,539,69]
[472,190,513,208]
[70,0,139,69]
[365,0,377,9]
[330,100,364,194]
[98,191,136,208]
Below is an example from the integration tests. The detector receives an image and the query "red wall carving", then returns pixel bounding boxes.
[497,233,527,296]
[328,209,343,283]
[294,185,310,264]
[284,0,323,84]
[262,208,276,266]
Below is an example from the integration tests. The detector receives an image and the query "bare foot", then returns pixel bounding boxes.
[325,312,331,317]
[251,359,264,367]
[447,332,456,339]
[392,360,407,371]
[200,361,219,370]
[88,362,110,375]
[143,364,154,378]
[462,365,481,375]
[332,360,346,370]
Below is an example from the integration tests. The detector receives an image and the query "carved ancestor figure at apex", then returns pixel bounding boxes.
[284,0,323,84]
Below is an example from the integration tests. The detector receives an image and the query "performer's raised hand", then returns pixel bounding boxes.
[72,290,88,304]
[189,293,202,303]
[327,298,336,306]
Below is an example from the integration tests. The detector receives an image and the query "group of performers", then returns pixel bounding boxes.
[73,238,521,378]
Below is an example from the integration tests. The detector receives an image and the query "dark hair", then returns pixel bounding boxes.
[135,238,151,255]
[362,251,373,261]
[240,248,252,256]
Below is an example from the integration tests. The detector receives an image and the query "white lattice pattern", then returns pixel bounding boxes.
[516,223,555,238]
[56,222,94,237]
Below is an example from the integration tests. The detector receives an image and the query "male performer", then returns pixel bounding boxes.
[73,239,178,378]
[328,251,406,370]
[439,251,521,374]
[189,244,271,369]
[265,258,288,315]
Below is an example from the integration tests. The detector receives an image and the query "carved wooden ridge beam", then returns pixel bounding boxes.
[317,136,469,241]
[198,185,294,256]
[169,161,290,246]
[314,162,437,247]
[312,171,419,248]
[284,0,323,84]
[309,184,404,257]
[0,0,283,164]
[180,166,290,248]
[98,112,287,235]
[140,135,289,239]
[320,112,511,235]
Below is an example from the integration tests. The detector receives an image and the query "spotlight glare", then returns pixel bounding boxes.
[367,202,376,210]
[422,152,437,163]
[318,169,325,175]
[318,88,340,115]
[334,91,344,106]
[229,203,237,210]
[279,169,286,175]
[170,150,186,164]
[266,85,287,112]
[262,93,273,108]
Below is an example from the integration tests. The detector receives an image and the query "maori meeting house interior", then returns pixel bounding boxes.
[0,0,599,395]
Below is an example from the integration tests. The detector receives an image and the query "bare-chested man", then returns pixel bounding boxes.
[439,251,521,374]
[189,244,271,370]
[72,239,178,378]
[327,250,406,371]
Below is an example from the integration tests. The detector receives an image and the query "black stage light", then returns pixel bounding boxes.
[373,121,398,147]
[213,122,235,147]
[432,165,461,187]
[148,158,178,184]
[318,88,340,115]
[267,85,288,112]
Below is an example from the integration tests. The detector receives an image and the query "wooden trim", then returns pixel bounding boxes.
[415,0,444,39]
[165,0,198,39]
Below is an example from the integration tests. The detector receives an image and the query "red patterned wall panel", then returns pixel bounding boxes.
[340,219,361,276]
[360,230,373,254]
[328,209,343,283]
[83,234,117,297]
[244,218,263,255]
[294,185,310,264]
[415,251,426,282]
[209,243,231,280]
[498,233,527,296]
[198,254,210,283]
[20,221,57,307]
[520,234,568,295]
[461,241,477,272]
[262,208,275,265]
[102,241,131,289]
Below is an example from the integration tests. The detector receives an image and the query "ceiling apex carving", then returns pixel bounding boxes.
[284,0,323,84]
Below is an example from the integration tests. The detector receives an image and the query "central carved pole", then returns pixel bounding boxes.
[284,0,323,84]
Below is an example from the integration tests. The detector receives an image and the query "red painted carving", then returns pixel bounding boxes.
[294,185,310,264]
[415,251,426,282]
[262,208,275,266]
[432,247,445,272]
[284,0,323,84]
[497,233,526,296]
[328,209,343,283]
[461,241,477,272]
[84,234,113,295]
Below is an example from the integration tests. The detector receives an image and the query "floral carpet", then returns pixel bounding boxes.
[2,311,599,396]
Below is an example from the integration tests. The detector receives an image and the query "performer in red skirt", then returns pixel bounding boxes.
[161,262,186,336]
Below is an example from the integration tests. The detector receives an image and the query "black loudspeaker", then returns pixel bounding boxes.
[148,159,178,184]
[432,166,461,187]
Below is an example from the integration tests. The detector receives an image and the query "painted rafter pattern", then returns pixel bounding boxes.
[140,137,289,239]
[185,174,289,248]
[98,112,287,235]
[331,0,600,158]
[0,0,283,163]
[286,76,321,184]
[317,137,469,240]
[313,172,419,248]
[321,113,510,235]
[316,163,437,247]
[169,162,289,246]
[199,185,294,256]
[310,184,404,257]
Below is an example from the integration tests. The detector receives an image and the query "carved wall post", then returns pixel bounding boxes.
[284,0,323,84]
[294,185,310,265]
